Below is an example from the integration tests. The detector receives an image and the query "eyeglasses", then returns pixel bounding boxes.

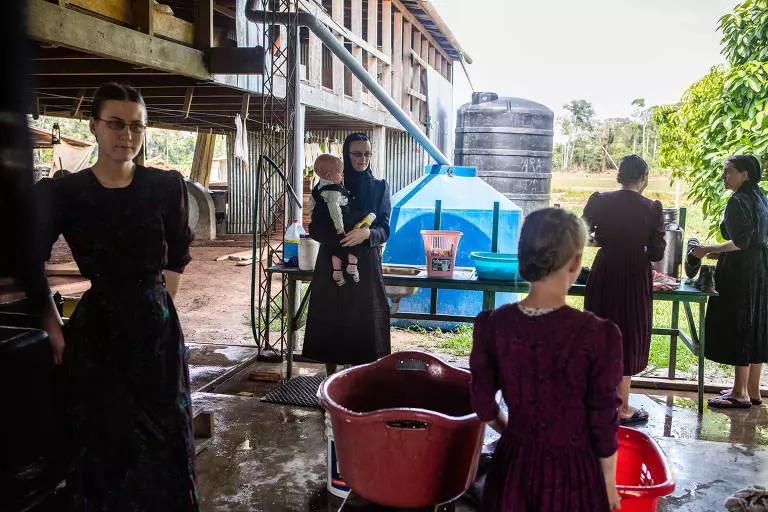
[349,151,372,158]
[95,117,147,134]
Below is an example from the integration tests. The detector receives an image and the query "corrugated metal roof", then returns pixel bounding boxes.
[399,0,464,61]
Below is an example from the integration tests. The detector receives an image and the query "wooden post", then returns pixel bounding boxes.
[308,32,322,86]
[71,89,86,117]
[195,0,213,50]
[241,93,250,120]
[190,133,216,188]
[381,0,392,95]
[392,10,403,106]
[428,45,436,69]
[402,20,412,116]
[133,0,153,35]
[371,125,387,178]
[351,0,363,102]
[183,87,194,119]
[331,0,344,96]
[367,0,378,85]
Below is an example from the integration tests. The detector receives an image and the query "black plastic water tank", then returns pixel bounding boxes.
[455,92,554,216]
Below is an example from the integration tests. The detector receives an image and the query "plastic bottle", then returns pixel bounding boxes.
[284,220,305,266]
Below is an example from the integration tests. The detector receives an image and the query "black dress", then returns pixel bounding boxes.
[302,170,391,364]
[705,184,768,366]
[37,166,199,511]
[583,191,666,376]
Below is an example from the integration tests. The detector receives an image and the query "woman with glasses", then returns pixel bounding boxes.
[303,132,392,375]
[37,83,199,510]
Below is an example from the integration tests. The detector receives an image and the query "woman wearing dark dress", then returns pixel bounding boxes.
[38,83,199,510]
[471,208,623,511]
[691,155,768,409]
[303,133,392,375]
[583,155,665,425]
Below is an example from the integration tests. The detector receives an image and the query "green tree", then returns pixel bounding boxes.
[655,0,768,236]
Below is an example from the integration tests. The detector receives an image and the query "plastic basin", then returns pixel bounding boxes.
[616,427,676,511]
[470,252,521,281]
[319,351,484,508]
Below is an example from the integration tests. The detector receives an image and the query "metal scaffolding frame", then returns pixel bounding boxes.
[250,0,300,361]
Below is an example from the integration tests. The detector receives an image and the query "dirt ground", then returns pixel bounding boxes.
[175,247,257,345]
[176,247,463,363]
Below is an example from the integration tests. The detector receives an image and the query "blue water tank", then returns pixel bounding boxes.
[383,164,522,328]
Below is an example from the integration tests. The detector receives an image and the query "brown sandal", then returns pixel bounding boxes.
[708,396,752,409]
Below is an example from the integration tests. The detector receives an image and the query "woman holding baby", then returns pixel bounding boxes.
[303,133,392,375]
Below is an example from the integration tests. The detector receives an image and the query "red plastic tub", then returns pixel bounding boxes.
[616,427,676,511]
[319,351,484,508]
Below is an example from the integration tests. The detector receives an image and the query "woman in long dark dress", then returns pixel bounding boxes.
[583,155,666,425]
[303,133,391,374]
[38,83,199,510]
[692,155,768,409]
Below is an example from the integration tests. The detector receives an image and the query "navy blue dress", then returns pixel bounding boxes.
[37,166,198,511]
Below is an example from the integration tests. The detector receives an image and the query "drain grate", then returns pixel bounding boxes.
[261,374,325,409]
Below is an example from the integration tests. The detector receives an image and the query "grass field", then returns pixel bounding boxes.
[430,171,739,383]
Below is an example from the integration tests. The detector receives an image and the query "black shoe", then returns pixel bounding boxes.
[685,237,702,279]
[695,265,716,294]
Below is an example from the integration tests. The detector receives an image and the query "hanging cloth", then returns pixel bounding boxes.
[234,114,249,169]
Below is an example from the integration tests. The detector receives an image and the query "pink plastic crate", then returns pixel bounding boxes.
[421,230,462,278]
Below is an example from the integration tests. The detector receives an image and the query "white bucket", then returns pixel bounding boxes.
[298,236,319,271]
[324,411,350,499]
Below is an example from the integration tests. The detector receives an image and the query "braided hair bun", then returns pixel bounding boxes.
[518,208,587,282]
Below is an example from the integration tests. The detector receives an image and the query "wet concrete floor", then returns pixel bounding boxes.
[192,360,768,511]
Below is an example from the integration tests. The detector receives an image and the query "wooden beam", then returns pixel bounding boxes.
[207,47,265,74]
[428,45,436,69]
[407,87,426,102]
[300,0,390,65]
[381,0,392,94]
[190,132,216,187]
[27,0,210,80]
[390,0,452,64]
[71,89,86,117]
[410,48,427,69]
[308,32,322,87]
[33,59,169,75]
[351,0,363,102]
[133,0,153,35]
[331,0,345,97]
[392,11,403,108]
[402,20,412,115]
[183,88,194,118]
[195,0,214,50]
[366,0,379,88]
[241,94,250,120]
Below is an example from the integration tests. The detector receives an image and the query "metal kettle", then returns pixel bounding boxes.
[652,208,684,278]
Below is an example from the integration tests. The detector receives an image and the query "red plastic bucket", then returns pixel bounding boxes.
[616,427,676,511]
[319,351,484,508]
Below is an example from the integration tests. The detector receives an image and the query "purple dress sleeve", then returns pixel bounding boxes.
[586,318,623,458]
[469,310,501,422]
[163,171,194,274]
[582,191,601,229]
[646,200,666,262]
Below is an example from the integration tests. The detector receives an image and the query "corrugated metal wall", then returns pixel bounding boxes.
[227,128,429,233]
[385,128,430,193]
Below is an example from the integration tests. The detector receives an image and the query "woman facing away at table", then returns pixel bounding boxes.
[691,155,768,409]
[582,154,666,425]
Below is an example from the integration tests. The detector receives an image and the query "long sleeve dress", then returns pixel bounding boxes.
[470,304,623,512]
[302,170,391,364]
[704,184,768,365]
[583,190,666,376]
[37,166,198,511]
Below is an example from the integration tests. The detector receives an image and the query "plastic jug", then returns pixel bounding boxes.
[284,220,305,267]
[298,235,319,271]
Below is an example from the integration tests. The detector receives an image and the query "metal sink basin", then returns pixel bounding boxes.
[381,264,425,313]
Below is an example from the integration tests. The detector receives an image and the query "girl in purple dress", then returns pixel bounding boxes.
[470,208,623,511]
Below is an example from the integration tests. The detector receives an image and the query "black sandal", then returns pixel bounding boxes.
[708,396,752,409]
[619,409,649,426]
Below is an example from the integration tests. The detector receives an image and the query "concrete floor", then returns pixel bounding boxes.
[189,358,768,511]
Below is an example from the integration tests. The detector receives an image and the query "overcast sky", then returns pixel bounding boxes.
[431,0,738,120]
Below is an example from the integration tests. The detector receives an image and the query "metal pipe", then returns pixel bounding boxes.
[244,2,451,166]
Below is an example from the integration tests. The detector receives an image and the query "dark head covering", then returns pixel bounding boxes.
[728,154,762,188]
[617,154,648,185]
[342,132,377,212]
